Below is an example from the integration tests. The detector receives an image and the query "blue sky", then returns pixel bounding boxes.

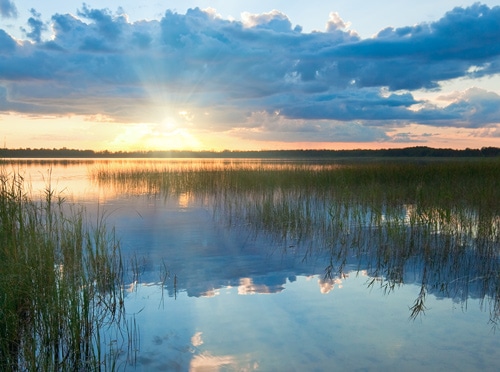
[1,1,500,150]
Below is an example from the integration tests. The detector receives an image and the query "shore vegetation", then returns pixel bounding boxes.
[0,170,130,371]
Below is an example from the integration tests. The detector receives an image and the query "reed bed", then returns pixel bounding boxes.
[91,158,500,321]
[0,171,130,371]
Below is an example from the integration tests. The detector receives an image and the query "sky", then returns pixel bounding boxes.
[1,1,500,151]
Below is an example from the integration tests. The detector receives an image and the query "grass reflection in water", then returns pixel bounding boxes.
[92,158,500,325]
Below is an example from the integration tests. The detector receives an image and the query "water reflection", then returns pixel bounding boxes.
[89,159,500,325]
[238,277,285,295]
[5,159,500,370]
[124,273,499,371]
[318,274,346,294]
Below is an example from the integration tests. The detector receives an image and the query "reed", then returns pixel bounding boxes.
[0,170,129,371]
[91,158,500,321]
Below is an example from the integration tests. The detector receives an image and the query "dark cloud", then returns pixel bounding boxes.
[77,5,123,41]
[0,4,499,142]
[22,9,46,43]
[131,31,152,49]
[0,0,17,19]
[320,3,500,90]
[0,29,16,53]
[279,90,422,122]
[0,85,53,113]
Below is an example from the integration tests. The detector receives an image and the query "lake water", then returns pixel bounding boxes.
[4,159,500,371]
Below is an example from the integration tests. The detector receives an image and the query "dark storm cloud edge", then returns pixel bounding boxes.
[1,3,500,141]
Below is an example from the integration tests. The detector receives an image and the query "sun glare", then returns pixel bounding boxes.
[109,118,201,151]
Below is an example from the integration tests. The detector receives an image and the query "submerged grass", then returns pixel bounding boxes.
[0,170,129,371]
[91,158,500,322]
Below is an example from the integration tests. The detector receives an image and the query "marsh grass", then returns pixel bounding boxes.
[92,158,500,322]
[0,170,130,371]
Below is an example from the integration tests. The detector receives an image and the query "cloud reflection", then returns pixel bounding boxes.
[190,353,253,371]
[200,289,220,297]
[318,277,344,294]
[191,331,203,347]
[238,277,284,295]
[189,331,259,371]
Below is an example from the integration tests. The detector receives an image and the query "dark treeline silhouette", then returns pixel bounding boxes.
[1,146,499,159]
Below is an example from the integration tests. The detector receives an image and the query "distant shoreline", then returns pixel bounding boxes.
[1,146,499,159]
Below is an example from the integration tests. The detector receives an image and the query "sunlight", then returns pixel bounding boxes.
[109,118,201,151]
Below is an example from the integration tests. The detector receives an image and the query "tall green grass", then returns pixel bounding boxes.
[0,171,129,371]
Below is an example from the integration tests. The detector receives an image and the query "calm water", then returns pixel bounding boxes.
[5,159,500,371]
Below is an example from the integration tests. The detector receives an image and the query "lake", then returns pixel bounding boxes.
[3,158,500,371]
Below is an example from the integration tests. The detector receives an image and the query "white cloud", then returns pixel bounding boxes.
[325,12,350,32]
[241,9,293,32]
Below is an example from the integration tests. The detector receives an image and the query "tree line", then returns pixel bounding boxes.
[1,146,499,159]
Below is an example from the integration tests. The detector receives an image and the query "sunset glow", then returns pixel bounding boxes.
[1,1,500,151]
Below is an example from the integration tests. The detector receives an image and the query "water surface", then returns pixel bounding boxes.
[5,158,500,371]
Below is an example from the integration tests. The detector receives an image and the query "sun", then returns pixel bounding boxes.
[109,116,202,151]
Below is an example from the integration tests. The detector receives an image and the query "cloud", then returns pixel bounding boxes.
[322,3,500,90]
[235,110,390,143]
[278,89,422,122]
[388,132,427,143]
[437,88,500,127]
[0,85,55,114]
[241,10,294,32]
[22,9,46,42]
[0,29,16,52]
[0,0,17,19]
[0,4,499,144]
[325,11,355,35]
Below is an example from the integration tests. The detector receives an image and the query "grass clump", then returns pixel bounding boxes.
[0,171,127,371]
